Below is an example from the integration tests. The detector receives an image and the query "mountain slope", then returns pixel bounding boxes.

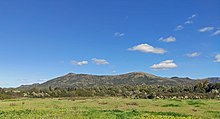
[205,77,220,83]
[19,72,197,89]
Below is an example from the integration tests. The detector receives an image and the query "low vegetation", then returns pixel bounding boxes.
[1,81,219,100]
[0,97,219,119]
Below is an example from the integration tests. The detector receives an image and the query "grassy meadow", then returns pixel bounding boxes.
[0,97,219,119]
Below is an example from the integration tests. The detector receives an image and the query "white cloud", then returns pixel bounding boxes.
[188,14,197,19]
[186,52,200,57]
[198,27,214,32]
[36,79,47,83]
[159,36,176,42]
[71,60,88,66]
[150,60,178,70]
[114,32,125,37]
[175,25,184,31]
[92,58,109,65]
[212,30,220,36]
[184,20,193,24]
[128,43,166,54]
[214,54,220,62]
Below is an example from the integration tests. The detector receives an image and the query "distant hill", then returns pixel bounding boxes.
[18,72,198,89]
[205,77,220,83]
[18,83,40,90]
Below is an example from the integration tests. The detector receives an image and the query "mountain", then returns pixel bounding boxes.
[18,83,40,90]
[205,77,220,83]
[18,72,197,89]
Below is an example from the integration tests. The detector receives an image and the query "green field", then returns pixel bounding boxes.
[0,97,219,119]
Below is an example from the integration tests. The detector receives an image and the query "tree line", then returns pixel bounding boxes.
[0,81,220,100]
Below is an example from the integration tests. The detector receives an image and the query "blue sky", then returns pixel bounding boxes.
[0,0,220,87]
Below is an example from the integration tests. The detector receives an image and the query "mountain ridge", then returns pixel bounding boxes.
[17,72,200,89]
